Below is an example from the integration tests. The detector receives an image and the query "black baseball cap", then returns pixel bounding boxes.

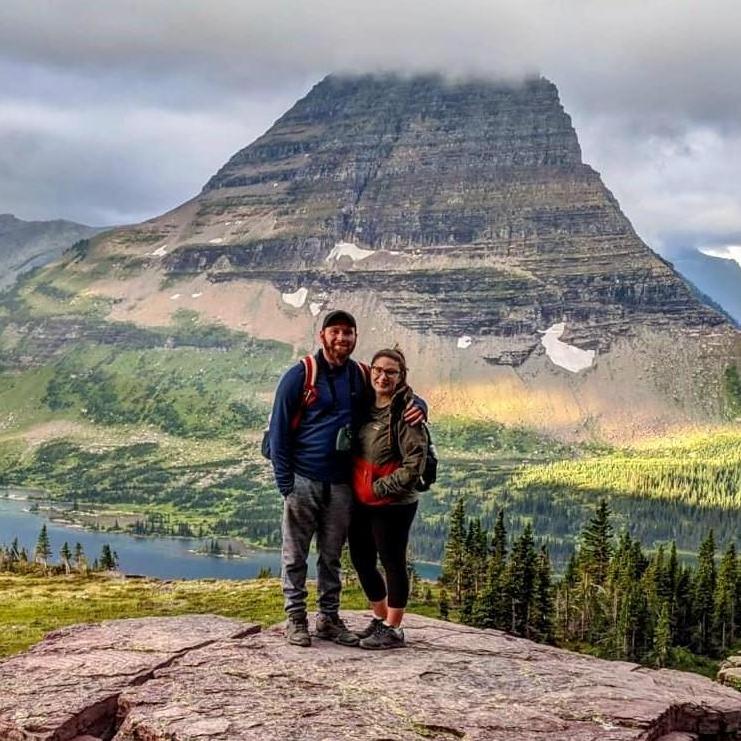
[321,309,357,330]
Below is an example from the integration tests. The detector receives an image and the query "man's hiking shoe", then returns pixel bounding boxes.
[360,622,406,650]
[356,616,384,640]
[315,613,360,646]
[286,614,311,647]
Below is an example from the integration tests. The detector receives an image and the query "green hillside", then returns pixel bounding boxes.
[1,265,740,566]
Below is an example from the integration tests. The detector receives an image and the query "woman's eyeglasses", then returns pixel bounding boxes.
[371,366,400,379]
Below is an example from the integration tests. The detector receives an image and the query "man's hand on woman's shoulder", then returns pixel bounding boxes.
[403,396,428,426]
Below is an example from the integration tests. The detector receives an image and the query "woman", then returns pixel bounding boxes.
[349,347,428,649]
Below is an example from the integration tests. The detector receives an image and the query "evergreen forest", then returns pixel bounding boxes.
[441,498,741,672]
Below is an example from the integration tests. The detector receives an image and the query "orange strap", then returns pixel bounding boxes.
[289,356,318,431]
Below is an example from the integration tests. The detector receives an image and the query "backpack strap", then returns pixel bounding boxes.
[356,361,371,388]
[289,355,319,430]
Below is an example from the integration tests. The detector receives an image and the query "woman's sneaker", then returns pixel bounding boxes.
[315,613,360,646]
[356,617,384,640]
[359,622,406,650]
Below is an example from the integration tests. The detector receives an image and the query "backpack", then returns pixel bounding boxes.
[390,404,438,492]
[416,423,438,491]
[261,356,370,460]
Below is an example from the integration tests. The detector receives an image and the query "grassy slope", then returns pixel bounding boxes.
[1,263,740,564]
[0,572,728,680]
[0,573,440,659]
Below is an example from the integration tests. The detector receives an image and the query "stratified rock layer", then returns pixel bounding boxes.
[15,73,740,438]
[157,74,726,346]
[2,613,740,740]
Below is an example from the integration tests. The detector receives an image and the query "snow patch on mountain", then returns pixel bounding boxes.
[326,242,375,262]
[282,287,308,308]
[457,336,472,349]
[541,323,595,372]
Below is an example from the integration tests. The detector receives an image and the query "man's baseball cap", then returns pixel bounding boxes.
[321,310,357,330]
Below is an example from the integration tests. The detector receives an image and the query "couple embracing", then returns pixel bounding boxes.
[267,310,428,650]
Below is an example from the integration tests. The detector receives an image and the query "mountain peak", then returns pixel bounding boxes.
[203,72,583,203]
[37,73,740,439]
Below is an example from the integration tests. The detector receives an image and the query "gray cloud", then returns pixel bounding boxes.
[1,0,740,255]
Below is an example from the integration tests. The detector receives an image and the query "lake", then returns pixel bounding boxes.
[0,491,441,581]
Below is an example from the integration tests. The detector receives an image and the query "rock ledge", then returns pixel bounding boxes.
[1,613,740,740]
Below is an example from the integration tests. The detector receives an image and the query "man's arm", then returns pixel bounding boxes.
[403,393,428,426]
[268,364,303,496]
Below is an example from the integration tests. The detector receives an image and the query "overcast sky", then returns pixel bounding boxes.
[1,0,740,259]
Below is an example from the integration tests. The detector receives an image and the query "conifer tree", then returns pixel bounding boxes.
[99,544,117,571]
[442,497,466,604]
[580,499,613,586]
[506,523,537,637]
[473,510,508,629]
[673,565,693,647]
[9,537,20,563]
[533,545,553,642]
[666,541,679,625]
[438,587,450,621]
[459,519,482,625]
[555,549,579,641]
[692,530,717,655]
[59,541,72,575]
[653,601,672,668]
[713,542,737,652]
[34,524,52,568]
[73,542,86,572]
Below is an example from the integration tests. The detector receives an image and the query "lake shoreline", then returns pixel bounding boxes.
[0,486,277,558]
[0,489,443,580]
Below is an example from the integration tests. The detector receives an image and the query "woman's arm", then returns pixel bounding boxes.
[372,421,428,499]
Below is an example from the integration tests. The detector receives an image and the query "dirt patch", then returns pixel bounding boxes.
[21,420,93,447]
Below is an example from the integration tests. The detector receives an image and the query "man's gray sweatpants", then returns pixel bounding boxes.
[281,473,353,617]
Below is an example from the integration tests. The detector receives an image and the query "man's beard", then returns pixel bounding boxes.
[321,336,356,365]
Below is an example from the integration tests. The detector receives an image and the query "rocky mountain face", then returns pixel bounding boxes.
[0,213,102,291]
[25,74,741,440]
[2,612,740,740]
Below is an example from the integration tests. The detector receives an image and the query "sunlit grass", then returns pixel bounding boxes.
[0,573,441,659]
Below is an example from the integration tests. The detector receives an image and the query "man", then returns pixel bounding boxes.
[268,310,424,647]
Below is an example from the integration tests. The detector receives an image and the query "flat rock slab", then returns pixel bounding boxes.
[0,614,258,741]
[115,613,741,740]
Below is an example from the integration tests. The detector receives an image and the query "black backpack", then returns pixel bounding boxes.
[415,423,438,492]
[390,403,438,492]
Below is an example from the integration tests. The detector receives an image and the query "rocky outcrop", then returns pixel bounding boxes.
[1,613,740,740]
[719,656,741,692]
[0,615,259,741]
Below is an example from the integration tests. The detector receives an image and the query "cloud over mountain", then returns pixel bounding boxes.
[1,0,740,255]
